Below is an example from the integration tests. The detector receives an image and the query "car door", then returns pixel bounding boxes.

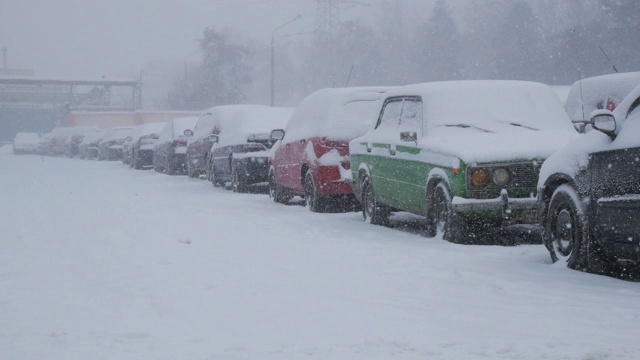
[589,95,640,243]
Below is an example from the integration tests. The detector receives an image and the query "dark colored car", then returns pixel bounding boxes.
[153,116,199,175]
[98,127,133,161]
[78,129,105,160]
[66,126,99,158]
[538,82,640,274]
[207,106,293,190]
[185,107,220,179]
[128,122,166,169]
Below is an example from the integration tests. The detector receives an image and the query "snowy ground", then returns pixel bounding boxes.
[2,146,640,360]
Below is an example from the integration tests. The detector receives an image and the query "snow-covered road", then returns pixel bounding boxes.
[2,149,640,359]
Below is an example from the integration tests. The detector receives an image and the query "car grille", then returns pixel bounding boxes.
[466,162,541,192]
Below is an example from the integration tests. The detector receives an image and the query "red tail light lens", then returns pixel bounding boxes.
[319,137,347,149]
[173,139,187,146]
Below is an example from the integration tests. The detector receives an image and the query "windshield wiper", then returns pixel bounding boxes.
[508,122,539,131]
[444,124,491,133]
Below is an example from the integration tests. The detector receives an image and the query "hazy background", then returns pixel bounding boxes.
[1,0,637,109]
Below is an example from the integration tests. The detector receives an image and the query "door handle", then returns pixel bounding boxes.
[389,148,396,156]
[366,147,372,153]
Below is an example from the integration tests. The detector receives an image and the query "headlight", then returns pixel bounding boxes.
[492,168,510,186]
[470,168,490,187]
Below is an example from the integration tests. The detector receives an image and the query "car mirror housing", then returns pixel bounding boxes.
[270,129,285,141]
[184,129,193,137]
[207,134,219,143]
[125,136,132,142]
[590,109,617,139]
[149,133,159,140]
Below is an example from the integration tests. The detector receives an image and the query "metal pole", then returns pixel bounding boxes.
[270,15,301,107]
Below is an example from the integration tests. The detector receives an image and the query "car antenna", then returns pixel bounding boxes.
[571,29,587,126]
[598,46,619,73]
[345,64,354,87]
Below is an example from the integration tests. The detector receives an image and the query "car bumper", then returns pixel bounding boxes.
[452,189,538,220]
[314,165,353,195]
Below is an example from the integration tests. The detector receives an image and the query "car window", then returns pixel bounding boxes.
[399,97,423,135]
[376,98,403,130]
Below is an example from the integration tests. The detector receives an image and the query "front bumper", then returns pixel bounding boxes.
[452,189,538,221]
[595,196,640,264]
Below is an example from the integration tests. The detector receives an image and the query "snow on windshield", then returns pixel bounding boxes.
[102,127,133,142]
[130,122,166,143]
[283,87,389,142]
[399,81,573,132]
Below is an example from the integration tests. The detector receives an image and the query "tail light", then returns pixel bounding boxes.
[318,137,347,149]
[173,139,187,147]
[108,140,117,146]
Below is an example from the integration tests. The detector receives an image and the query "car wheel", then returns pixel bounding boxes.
[361,176,389,225]
[269,169,290,204]
[426,182,451,238]
[304,170,325,212]
[544,185,590,270]
[232,172,246,193]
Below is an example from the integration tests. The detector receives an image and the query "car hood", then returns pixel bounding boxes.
[537,130,613,189]
[421,126,579,164]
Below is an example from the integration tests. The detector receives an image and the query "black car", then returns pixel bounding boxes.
[538,83,640,275]
[153,117,199,175]
[208,134,273,192]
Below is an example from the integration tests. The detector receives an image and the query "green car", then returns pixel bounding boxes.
[349,80,578,243]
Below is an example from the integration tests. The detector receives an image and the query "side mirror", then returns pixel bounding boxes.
[207,134,219,143]
[184,129,193,137]
[125,136,132,142]
[149,133,159,139]
[270,129,285,141]
[400,131,417,143]
[590,109,617,139]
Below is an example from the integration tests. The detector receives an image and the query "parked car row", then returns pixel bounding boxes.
[16,76,640,278]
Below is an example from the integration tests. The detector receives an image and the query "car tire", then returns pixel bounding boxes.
[543,185,591,270]
[269,169,291,204]
[361,176,389,226]
[426,182,475,244]
[232,172,246,193]
[304,170,326,212]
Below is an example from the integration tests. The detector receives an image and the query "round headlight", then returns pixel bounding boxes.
[470,168,490,187]
[492,168,510,186]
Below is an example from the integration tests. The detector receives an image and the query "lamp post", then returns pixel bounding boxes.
[271,15,301,106]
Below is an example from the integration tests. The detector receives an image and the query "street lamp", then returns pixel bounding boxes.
[271,14,301,106]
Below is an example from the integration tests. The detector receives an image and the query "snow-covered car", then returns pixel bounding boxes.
[153,116,199,175]
[206,106,293,191]
[36,133,51,155]
[98,127,133,161]
[65,126,99,158]
[126,122,166,169]
[12,132,40,155]
[349,80,578,244]
[537,81,640,274]
[78,129,105,160]
[269,87,390,212]
[47,127,76,156]
[565,71,640,133]
[185,107,220,178]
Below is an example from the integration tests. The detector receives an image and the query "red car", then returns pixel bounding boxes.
[269,87,390,212]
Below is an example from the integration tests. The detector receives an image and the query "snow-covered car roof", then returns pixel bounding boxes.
[387,80,573,132]
[158,116,199,143]
[188,105,277,145]
[129,122,166,143]
[564,71,640,123]
[538,82,640,188]
[49,127,76,140]
[101,127,133,142]
[283,86,391,142]
[13,132,40,144]
[216,106,294,148]
[79,129,105,145]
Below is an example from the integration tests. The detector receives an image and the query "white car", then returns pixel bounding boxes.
[13,132,40,155]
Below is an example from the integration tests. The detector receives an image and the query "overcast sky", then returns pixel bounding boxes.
[0,0,387,79]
